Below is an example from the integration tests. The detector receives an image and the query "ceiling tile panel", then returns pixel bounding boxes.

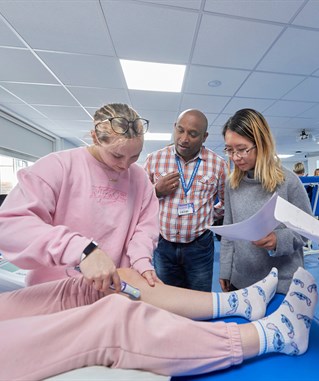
[292,0,319,28]
[101,0,198,62]
[31,105,91,121]
[142,0,202,10]
[222,97,275,114]
[69,86,130,108]
[258,28,319,75]
[204,0,304,23]
[184,65,250,96]
[264,100,316,117]
[37,51,126,88]
[0,47,58,83]
[236,72,305,98]
[299,104,319,118]
[143,110,178,126]
[1,83,78,106]
[192,14,283,69]
[0,16,24,47]
[129,90,182,111]
[283,77,319,102]
[0,1,115,55]
[180,94,230,113]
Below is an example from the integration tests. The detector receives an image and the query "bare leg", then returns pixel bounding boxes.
[119,268,213,320]
[119,267,278,321]
[239,324,260,359]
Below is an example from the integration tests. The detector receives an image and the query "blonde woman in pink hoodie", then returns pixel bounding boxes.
[0,103,160,291]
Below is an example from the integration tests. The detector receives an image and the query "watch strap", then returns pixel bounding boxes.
[81,241,98,261]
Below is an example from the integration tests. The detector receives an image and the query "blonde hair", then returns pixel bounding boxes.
[222,108,285,192]
[93,103,142,142]
[293,162,305,175]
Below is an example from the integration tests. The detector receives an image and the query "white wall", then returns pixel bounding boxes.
[307,156,319,176]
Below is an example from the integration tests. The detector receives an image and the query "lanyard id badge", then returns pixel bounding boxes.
[175,156,201,217]
[175,156,201,196]
[177,202,194,216]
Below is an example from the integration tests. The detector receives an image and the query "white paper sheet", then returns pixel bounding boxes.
[209,193,280,241]
[209,193,319,242]
[274,196,319,243]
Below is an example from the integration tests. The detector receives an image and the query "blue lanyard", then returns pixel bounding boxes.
[175,156,201,196]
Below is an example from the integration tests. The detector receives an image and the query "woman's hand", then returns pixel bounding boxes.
[142,270,163,287]
[219,278,231,292]
[252,231,277,251]
[79,248,121,292]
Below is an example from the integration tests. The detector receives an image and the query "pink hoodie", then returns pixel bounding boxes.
[0,147,159,285]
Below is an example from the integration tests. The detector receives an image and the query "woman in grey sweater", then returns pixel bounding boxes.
[220,108,312,294]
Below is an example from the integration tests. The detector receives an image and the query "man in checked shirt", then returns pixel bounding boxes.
[144,109,226,291]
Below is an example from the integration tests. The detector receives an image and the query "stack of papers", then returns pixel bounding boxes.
[209,193,319,242]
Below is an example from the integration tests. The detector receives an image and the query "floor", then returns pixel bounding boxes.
[212,237,319,320]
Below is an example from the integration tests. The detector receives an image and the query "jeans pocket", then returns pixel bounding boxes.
[195,231,214,250]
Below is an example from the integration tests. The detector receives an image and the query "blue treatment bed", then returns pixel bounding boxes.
[172,294,319,381]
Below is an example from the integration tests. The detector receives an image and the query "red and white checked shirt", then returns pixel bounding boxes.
[144,145,226,243]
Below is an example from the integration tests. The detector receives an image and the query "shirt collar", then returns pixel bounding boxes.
[173,145,206,163]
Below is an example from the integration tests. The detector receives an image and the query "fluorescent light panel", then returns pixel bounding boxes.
[278,154,294,158]
[144,132,172,141]
[120,59,185,92]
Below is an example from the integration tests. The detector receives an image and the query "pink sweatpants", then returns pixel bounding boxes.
[0,277,243,380]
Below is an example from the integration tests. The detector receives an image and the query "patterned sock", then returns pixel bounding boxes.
[212,267,278,321]
[253,267,318,356]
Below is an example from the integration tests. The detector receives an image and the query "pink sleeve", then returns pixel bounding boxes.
[0,165,89,270]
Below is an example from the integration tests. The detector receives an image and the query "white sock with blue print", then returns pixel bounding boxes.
[212,267,278,321]
[253,267,318,356]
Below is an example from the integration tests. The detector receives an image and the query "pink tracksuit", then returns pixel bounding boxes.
[0,276,243,380]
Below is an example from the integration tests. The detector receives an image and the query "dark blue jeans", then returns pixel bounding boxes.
[153,230,214,292]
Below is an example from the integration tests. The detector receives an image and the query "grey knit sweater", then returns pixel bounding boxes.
[219,167,313,294]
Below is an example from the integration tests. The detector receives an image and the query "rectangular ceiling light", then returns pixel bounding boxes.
[120,59,186,92]
[278,154,294,158]
[144,132,172,141]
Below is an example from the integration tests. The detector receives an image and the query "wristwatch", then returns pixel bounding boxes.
[80,241,98,262]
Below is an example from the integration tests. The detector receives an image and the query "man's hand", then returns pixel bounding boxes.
[155,172,180,197]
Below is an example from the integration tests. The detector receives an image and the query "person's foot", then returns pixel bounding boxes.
[212,268,278,321]
[253,267,318,355]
